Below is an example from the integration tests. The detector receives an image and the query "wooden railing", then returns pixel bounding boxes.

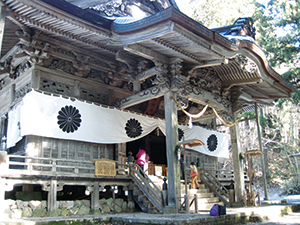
[129,164,165,213]
[0,154,164,212]
[0,155,128,178]
[205,169,249,183]
[198,167,230,206]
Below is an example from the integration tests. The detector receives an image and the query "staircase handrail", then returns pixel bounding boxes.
[198,167,230,206]
[129,163,164,212]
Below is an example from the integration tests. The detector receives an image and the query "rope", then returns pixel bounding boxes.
[171,96,240,127]
[207,101,241,127]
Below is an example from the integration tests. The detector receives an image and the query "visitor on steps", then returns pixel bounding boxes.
[136,146,149,175]
[190,162,200,189]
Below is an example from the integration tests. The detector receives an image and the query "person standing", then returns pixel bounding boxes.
[180,154,185,180]
[136,146,147,172]
[190,162,200,189]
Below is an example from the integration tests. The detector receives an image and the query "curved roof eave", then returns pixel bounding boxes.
[112,7,295,94]
[40,0,112,29]
[3,0,295,96]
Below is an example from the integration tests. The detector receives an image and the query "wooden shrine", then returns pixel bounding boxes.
[0,0,295,214]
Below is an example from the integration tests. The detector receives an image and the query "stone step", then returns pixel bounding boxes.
[196,196,220,204]
[179,196,220,204]
[180,184,206,189]
[196,202,224,211]
[184,191,215,198]
[181,189,209,195]
[138,194,146,202]
[189,188,209,193]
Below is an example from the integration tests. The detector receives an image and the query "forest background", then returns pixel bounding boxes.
[177,0,300,198]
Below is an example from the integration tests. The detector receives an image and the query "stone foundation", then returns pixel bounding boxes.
[3,198,130,219]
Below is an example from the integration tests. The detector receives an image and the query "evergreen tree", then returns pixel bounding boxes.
[179,0,256,28]
[253,0,300,105]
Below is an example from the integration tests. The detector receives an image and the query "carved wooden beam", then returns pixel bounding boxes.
[223,77,262,89]
[116,50,138,71]
[137,66,158,82]
[182,84,232,112]
[116,84,168,109]
[193,59,229,68]
[0,6,6,56]
[153,37,204,63]
[124,44,169,64]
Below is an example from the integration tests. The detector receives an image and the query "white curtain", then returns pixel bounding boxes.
[7,90,229,158]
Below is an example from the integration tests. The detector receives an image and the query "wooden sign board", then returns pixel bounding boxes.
[92,158,117,177]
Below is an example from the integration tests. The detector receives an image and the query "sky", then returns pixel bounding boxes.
[175,0,192,16]
[175,0,270,17]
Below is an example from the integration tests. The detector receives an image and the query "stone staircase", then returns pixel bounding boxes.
[129,168,165,213]
[132,183,160,213]
[129,165,227,213]
[180,183,225,211]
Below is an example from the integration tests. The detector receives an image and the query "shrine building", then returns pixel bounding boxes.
[0,0,295,214]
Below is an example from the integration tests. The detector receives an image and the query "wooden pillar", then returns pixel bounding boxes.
[74,80,80,98]
[10,84,15,104]
[230,114,244,203]
[0,5,6,56]
[107,89,114,106]
[164,91,179,213]
[47,180,57,212]
[0,177,5,216]
[133,79,140,93]
[255,103,269,200]
[31,69,41,90]
[91,181,99,211]
[0,151,7,214]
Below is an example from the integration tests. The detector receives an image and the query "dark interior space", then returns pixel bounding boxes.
[126,129,167,166]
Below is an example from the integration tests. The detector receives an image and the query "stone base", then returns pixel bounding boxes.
[16,191,42,201]
[164,206,177,214]
[231,202,244,207]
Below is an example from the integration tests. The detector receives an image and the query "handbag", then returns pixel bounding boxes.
[190,171,197,177]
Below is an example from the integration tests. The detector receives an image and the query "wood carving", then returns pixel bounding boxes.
[48,59,76,75]
[41,79,74,96]
[89,0,160,18]
[235,54,258,73]
[170,58,188,92]
[71,51,91,77]
[188,67,222,96]
[15,31,50,65]
[81,89,108,104]
[152,61,169,87]
[15,83,32,101]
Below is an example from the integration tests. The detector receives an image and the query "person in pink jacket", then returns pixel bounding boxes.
[136,146,148,172]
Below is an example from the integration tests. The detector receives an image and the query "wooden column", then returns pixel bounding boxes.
[164,91,179,213]
[31,69,41,90]
[74,80,80,98]
[10,84,15,104]
[230,114,244,203]
[107,89,114,106]
[0,5,6,56]
[0,116,6,142]
[0,151,7,213]
[133,79,140,93]
[255,103,269,200]
[0,177,5,216]
[47,180,57,212]
[91,181,100,211]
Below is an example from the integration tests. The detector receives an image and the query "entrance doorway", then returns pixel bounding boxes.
[126,129,167,174]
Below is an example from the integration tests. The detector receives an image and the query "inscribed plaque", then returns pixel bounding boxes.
[93,158,117,177]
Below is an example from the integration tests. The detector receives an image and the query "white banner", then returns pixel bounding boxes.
[7,90,229,158]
